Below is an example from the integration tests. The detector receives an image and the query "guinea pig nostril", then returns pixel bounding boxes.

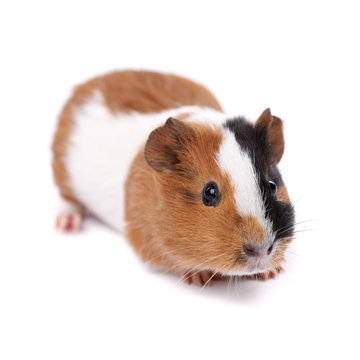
[243,243,258,257]
[267,244,273,255]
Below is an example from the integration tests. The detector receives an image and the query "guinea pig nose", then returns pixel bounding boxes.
[243,243,259,257]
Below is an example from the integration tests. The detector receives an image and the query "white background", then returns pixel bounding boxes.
[1,1,359,359]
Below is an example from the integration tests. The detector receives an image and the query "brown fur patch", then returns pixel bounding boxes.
[73,70,222,115]
[52,70,223,205]
[277,185,290,203]
[125,120,268,275]
[239,216,264,244]
[52,101,81,205]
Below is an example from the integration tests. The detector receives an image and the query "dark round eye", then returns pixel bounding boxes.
[202,182,219,207]
[269,180,277,196]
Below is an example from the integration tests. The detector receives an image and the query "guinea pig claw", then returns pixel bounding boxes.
[55,212,83,233]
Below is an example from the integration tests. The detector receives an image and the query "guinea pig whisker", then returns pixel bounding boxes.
[227,274,236,295]
[179,254,226,284]
[276,228,315,240]
[221,258,242,280]
[274,224,294,236]
[276,228,295,238]
[284,248,302,259]
[198,255,238,290]
[275,220,314,238]
[161,250,232,279]
[199,271,218,291]
[293,219,319,226]
[292,229,317,233]
[275,219,317,237]
[234,276,241,297]
[289,194,308,207]
[186,255,236,287]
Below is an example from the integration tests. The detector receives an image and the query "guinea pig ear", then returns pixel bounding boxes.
[144,117,193,174]
[255,108,285,164]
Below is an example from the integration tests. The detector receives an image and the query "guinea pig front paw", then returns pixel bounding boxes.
[244,266,283,281]
[182,270,221,287]
[55,212,83,233]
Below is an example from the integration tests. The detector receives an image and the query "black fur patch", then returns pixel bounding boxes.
[225,117,295,241]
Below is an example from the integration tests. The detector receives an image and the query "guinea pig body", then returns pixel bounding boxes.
[52,70,295,283]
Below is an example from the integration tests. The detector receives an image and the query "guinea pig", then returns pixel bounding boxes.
[52,70,295,286]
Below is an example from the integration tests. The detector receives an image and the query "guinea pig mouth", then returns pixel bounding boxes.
[226,257,271,276]
[246,258,269,274]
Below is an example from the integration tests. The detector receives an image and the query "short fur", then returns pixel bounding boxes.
[52,70,294,278]
[52,70,222,206]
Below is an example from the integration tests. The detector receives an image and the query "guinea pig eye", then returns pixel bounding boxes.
[202,182,219,207]
[269,180,277,196]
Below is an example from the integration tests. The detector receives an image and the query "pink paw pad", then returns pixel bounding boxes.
[55,212,82,233]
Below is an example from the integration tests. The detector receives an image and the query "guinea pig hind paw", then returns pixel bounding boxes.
[55,212,83,233]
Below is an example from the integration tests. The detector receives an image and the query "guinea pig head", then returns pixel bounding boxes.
[144,109,295,276]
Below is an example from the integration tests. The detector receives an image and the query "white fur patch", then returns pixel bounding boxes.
[65,91,227,231]
[216,128,274,243]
